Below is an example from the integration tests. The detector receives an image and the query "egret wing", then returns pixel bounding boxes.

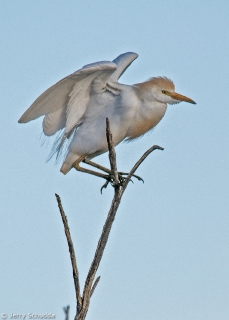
[18,62,117,136]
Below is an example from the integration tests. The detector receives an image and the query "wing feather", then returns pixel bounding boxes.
[42,107,66,136]
[109,52,138,82]
[65,63,117,134]
[18,77,76,123]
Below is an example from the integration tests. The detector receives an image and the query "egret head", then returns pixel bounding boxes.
[136,77,196,105]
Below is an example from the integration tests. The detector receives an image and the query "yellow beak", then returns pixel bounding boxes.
[168,92,196,104]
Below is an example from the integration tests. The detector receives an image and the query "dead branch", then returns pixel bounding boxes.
[56,118,163,320]
[55,194,82,314]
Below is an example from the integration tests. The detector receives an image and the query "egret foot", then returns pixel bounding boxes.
[73,157,143,193]
[100,173,137,193]
[100,174,124,194]
[83,159,144,184]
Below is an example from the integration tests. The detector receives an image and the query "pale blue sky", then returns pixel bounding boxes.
[1,1,229,319]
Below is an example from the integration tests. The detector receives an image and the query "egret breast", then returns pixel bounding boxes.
[126,102,167,140]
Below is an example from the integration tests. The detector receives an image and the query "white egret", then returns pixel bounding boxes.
[19,52,195,179]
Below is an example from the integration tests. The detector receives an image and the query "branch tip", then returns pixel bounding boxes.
[122,144,164,190]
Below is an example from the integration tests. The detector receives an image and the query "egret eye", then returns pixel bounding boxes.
[162,90,167,94]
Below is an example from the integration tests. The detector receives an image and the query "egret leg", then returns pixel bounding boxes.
[83,159,144,183]
[83,159,111,173]
[73,156,109,180]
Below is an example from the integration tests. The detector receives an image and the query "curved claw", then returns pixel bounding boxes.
[100,180,110,194]
[130,174,144,183]
[119,172,144,183]
[100,172,144,193]
[135,176,144,183]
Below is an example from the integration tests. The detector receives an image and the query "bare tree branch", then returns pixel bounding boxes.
[55,194,82,314]
[56,119,163,320]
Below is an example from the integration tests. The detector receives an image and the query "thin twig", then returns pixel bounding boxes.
[90,276,101,298]
[122,145,164,192]
[63,306,70,320]
[55,194,82,313]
